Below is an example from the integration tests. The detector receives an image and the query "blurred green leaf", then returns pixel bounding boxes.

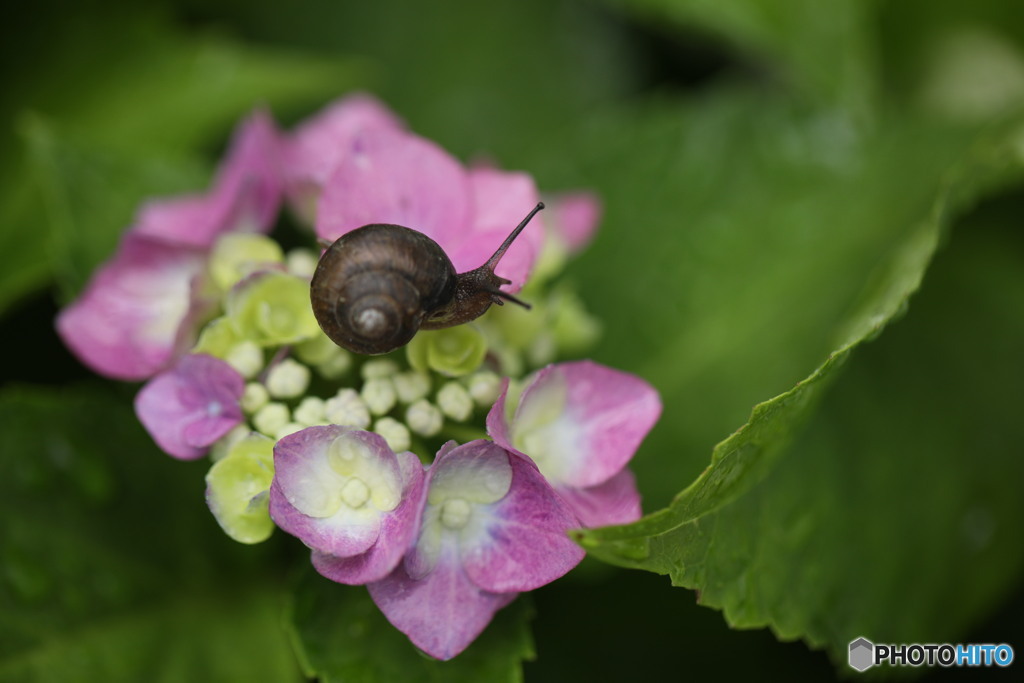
[1,11,366,315]
[575,108,1024,660]
[0,386,299,682]
[606,0,877,114]
[287,569,535,682]
[21,116,208,303]
[564,92,1019,506]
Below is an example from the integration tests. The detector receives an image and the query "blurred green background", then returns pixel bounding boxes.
[2,0,1023,680]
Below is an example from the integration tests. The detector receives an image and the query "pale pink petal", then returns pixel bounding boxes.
[368,545,518,661]
[56,234,210,380]
[310,451,428,585]
[444,168,543,290]
[554,468,642,528]
[316,127,471,245]
[502,361,661,489]
[134,109,283,247]
[133,354,245,460]
[282,93,404,219]
[269,426,429,565]
[458,447,583,593]
[484,378,512,446]
[545,191,601,253]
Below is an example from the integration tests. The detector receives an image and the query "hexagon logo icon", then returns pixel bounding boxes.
[849,637,874,672]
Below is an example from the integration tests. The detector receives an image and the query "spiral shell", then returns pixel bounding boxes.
[310,225,457,355]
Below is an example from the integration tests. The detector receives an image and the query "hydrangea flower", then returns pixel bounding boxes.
[281,93,405,223]
[315,125,544,294]
[368,439,584,660]
[269,426,427,584]
[134,353,246,460]
[56,92,661,662]
[487,360,661,527]
[56,111,282,380]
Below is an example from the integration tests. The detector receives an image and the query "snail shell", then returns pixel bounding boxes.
[310,224,456,355]
[310,202,543,355]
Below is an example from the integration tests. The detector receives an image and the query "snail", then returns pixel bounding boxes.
[311,202,544,355]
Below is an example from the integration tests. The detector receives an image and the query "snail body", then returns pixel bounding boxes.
[311,202,544,355]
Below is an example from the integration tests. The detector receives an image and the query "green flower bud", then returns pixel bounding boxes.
[209,233,284,291]
[225,341,265,379]
[241,382,270,414]
[374,417,411,452]
[293,396,327,426]
[406,326,487,377]
[253,402,290,436]
[465,370,502,407]
[437,381,473,422]
[265,358,312,399]
[324,388,371,428]
[285,248,318,278]
[361,378,397,416]
[550,287,601,354]
[406,399,443,437]
[192,317,241,359]
[275,422,306,439]
[393,371,432,404]
[226,271,320,346]
[205,433,276,544]
[361,358,400,380]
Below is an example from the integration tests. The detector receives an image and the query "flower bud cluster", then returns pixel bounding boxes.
[56,93,660,661]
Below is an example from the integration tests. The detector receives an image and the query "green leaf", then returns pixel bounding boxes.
[607,0,877,114]
[0,386,300,682]
[21,116,209,303]
[287,569,535,682]
[2,10,366,314]
[574,108,1024,661]
[564,92,1018,508]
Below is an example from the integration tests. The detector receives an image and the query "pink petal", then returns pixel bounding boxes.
[56,234,210,380]
[368,545,518,661]
[270,426,426,563]
[554,468,642,528]
[282,93,404,218]
[311,451,428,585]
[545,191,601,253]
[484,378,513,446]
[134,354,245,460]
[134,109,283,248]
[458,447,584,593]
[315,127,471,245]
[444,168,543,290]
[270,476,381,556]
[498,361,662,489]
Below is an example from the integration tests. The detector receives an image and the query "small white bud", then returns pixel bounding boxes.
[293,396,327,426]
[208,424,252,462]
[275,422,306,439]
[393,370,432,404]
[361,378,397,416]
[285,248,319,278]
[527,333,557,367]
[265,358,311,398]
[373,417,411,452]
[253,402,290,436]
[406,399,443,437]
[240,382,270,414]
[317,349,353,379]
[225,341,264,379]
[324,388,371,428]
[465,370,502,407]
[361,359,399,380]
[437,381,473,422]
